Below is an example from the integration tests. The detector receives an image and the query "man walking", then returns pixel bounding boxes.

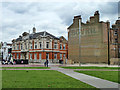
[46,59,49,67]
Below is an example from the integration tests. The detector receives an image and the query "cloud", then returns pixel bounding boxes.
[1,1,118,43]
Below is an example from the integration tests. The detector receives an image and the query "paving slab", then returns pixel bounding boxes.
[50,67,119,89]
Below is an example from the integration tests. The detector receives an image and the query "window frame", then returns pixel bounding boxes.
[60,54,62,60]
[21,44,22,50]
[34,53,37,60]
[60,44,62,50]
[17,44,19,50]
[46,42,49,49]
[63,44,66,50]
[114,30,118,36]
[30,53,32,59]
[30,43,32,49]
[17,54,19,59]
[39,53,41,60]
[39,42,42,49]
[54,42,58,49]
[35,42,37,49]
[54,53,57,60]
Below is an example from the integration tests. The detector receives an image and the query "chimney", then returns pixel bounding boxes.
[90,16,95,23]
[33,27,36,33]
[73,15,81,23]
[19,35,22,38]
[86,19,89,24]
[94,11,99,23]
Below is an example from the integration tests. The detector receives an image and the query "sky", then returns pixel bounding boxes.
[0,0,119,43]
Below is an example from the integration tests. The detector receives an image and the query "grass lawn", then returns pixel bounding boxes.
[75,70,119,84]
[2,70,96,88]
[2,67,50,69]
[61,66,120,69]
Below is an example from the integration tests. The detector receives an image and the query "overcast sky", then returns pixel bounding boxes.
[0,1,119,43]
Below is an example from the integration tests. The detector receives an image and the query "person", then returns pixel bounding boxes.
[10,55,14,65]
[44,61,46,67]
[46,59,49,67]
[8,54,11,64]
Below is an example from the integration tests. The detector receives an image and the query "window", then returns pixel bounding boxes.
[54,42,57,49]
[20,54,22,59]
[17,54,19,59]
[114,30,117,35]
[115,38,118,43]
[30,54,32,59]
[39,42,42,49]
[46,53,49,60]
[21,44,22,50]
[17,44,19,50]
[24,43,26,49]
[63,54,66,58]
[54,53,57,60]
[60,44,62,50]
[26,43,27,49]
[60,54,62,60]
[30,43,32,49]
[39,53,41,60]
[14,45,15,50]
[13,44,15,50]
[46,42,49,49]
[34,53,37,60]
[63,44,66,50]
[35,42,37,49]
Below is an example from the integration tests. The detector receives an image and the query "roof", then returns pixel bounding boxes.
[15,31,59,42]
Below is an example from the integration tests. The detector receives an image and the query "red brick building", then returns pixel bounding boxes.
[12,27,68,63]
[110,20,120,58]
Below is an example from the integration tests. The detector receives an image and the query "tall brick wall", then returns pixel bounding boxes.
[80,23,108,63]
[68,11,109,64]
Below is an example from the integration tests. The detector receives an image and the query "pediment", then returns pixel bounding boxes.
[37,35,42,40]
[46,36,51,40]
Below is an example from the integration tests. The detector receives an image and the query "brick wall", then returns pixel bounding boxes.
[68,11,109,64]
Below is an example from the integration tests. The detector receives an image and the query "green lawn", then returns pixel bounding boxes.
[61,66,120,69]
[2,67,50,69]
[2,70,96,88]
[75,71,119,84]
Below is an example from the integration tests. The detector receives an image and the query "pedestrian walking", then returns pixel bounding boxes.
[46,59,49,67]
[10,55,13,65]
[44,61,46,67]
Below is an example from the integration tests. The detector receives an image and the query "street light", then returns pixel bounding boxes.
[108,28,110,65]
[28,30,30,64]
[79,18,81,66]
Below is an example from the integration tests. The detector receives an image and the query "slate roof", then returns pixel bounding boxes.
[15,31,59,42]
[16,36,22,41]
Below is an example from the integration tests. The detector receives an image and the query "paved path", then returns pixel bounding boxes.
[1,65,119,89]
[0,68,118,71]
[51,67,119,90]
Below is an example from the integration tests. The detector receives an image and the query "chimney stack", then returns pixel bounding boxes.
[73,15,82,26]
[33,27,36,33]
[73,15,81,22]
[94,11,99,23]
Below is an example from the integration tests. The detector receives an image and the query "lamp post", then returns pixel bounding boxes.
[108,28,110,65]
[79,18,81,66]
[52,40,53,63]
[28,30,30,64]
